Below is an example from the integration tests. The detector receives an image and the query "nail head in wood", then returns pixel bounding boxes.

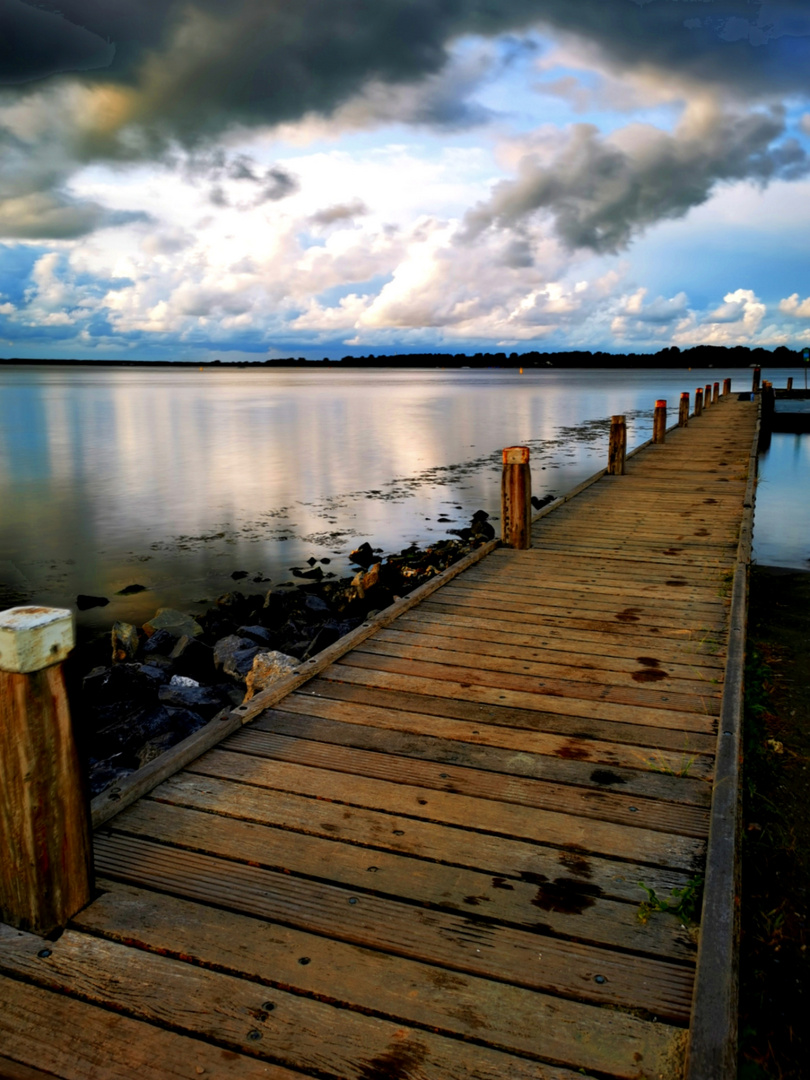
[0,606,75,674]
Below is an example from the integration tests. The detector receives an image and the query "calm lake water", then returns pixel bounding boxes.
[0,364,804,630]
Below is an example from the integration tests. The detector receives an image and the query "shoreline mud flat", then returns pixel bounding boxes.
[65,510,514,798]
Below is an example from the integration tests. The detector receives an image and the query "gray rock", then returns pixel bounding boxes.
[237,624,277,647]
[143,628,178,657]
[213,634,261,679]
[143,608,203,639]
[169,635,215,682]
[158,682,230,719]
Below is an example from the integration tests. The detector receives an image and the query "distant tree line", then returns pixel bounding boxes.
[2,344,806,368]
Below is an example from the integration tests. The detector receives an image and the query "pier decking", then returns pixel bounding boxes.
[0,394,758,1080]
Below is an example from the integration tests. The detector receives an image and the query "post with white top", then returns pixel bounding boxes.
[501,446,531,549]
[0,606,92,935]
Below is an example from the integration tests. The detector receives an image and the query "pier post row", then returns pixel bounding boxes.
[501,446,531,549]
[653,399,667,444]
[607,415,626,474]
[695,387,704,416]
[679,391,690,427]
[0,606,92,935]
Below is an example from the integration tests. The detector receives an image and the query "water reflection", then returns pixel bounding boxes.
[755,431,810,570]
[0,364,798,628]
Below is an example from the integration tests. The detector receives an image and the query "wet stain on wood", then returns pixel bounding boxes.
[616,607,642,622]
[359,1040,428,1080]
[557,739,591,760]
[633,668,668,683]
[491,876,515,891]
[636,656,661,667]
[558,852,593,879]
[590,768,627,786]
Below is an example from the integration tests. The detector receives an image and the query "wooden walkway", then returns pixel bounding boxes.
[0,395,758,1080]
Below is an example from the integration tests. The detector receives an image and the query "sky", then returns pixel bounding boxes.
[1,0,810,361]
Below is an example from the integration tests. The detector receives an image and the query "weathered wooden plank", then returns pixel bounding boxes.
[224,728,711,836]
[296,677,719,754]
[361,630,723,698]
[182,749,705,866]
[75,881,685,1080]
[0,971,300,1080]
[106,799,697,961]
[391,609,727,668]
[423,587,729,634]
[387,613,726,674]
[256,706,715,796]
[89,833,695,1022]
[148,770,700,903]
[0,924,590,1080]
[421,596,726,643]
[331,657,719,731]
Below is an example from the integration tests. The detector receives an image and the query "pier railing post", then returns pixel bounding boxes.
[713,382,719,404]
[722,378,731,396]
[653,399,667,444]
[752,366,761,392]
[694,387,704,416]
[607,415,626,475]
[501,446,531,549]
[704,383,712,408]
[0,606,92,935]
[679,392,690,427]
[787,377,793,391]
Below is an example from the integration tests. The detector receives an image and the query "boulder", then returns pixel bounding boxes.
[169,635,216,682]
[237,624,278,647]
[213,634,261,679]
[143,608,203,639]
[158,681,230,720]
[142,628,178,657]
[351,561,381,599]
[349,542,375,568]
[111,621,139,664]
[243,651,299,702]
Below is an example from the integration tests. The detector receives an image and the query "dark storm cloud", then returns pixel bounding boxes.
[0,0,114,84]
[3,2,808,148]
[463,106,810,253]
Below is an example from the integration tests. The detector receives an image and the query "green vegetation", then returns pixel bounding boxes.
[636,876,704,926]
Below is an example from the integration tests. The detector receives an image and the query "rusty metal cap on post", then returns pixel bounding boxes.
[0,606,75,673]
[502,446,530,465]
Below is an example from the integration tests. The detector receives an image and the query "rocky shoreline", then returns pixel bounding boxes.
[67,510,512,798]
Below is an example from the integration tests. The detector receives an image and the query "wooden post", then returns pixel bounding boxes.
[501,446,531,549]
[0,606,92,935]
[787,376,793,391]
[679,392,690,427]
[704,383,712,408]
[722,378,731,396]
[653,399,667,444]
[607,415,626,475]
[713,382,719,404]
[752,366,761,392]
[694,387,704,416]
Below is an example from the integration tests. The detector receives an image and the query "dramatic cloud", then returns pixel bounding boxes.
[463,102,808,253]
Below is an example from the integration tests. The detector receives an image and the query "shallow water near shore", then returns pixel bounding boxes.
[0,363,803,629]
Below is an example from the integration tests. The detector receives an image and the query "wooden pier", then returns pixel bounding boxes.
[0,392,758,1080]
